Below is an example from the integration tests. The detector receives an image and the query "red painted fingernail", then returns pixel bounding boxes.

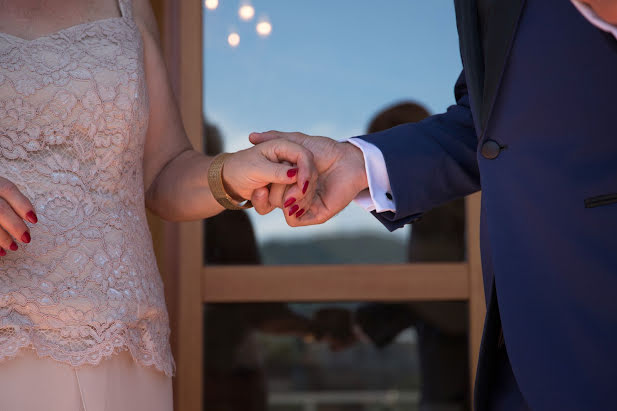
[302,181,309,194]
[296,209,305,218]
[287,168,298,178]
[289,204,299,216]
[21,232,31,243]
[0,248,5,257]
[9,241,18,251]
[26,211,38,224]
[284,197,296,208]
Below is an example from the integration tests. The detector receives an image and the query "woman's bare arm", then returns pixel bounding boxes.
[132,0,316,221]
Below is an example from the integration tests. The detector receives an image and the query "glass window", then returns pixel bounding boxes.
[203,1,463,265]
[203,301,469,411]
[204,301,469,411]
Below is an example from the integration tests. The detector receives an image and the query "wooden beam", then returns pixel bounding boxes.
[202,263,469,302]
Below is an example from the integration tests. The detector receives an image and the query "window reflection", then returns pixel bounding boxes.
[203,301,468,411]
[202,109,470,409]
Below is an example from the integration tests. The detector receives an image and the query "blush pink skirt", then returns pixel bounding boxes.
[0,349,173,411]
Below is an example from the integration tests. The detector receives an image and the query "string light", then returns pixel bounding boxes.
[256,18,272,37]
[204,0,218,10]
[238,3,255,21]
[207,1,273,45]
[227,32,240,47]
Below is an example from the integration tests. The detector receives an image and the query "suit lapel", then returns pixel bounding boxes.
[454,0,484,132]
[479,0,527,132]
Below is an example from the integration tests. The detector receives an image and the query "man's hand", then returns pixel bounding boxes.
[222,138,317,203]
[249,131,369,226]
[580,0,617,24]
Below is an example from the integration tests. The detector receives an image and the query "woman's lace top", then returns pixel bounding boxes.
[0,0,174,376]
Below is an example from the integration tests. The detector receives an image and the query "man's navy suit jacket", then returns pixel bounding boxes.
[358,1,617,409]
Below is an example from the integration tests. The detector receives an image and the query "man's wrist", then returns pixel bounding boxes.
[341,141,369,194]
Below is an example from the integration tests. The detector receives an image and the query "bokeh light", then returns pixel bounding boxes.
[256,19,272,37]
[227,32,240,47]
[204,0,218,10]
[239,5,255,21]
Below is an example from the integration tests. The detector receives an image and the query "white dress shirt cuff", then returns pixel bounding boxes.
[347,138,396,213]
[571,0,617,39]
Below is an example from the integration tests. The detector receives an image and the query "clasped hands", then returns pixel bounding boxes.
[221,131,368,226]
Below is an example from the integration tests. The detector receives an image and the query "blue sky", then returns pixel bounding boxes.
[203,1,462,245]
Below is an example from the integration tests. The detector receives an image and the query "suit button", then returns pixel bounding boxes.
[481,140,502,160]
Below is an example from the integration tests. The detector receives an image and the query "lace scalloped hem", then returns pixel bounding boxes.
[0,329,175,377]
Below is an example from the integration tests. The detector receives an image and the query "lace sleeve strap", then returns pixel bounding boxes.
[118,0,133,19]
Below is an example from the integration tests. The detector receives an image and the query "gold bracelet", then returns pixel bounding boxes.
[207,153,253,210]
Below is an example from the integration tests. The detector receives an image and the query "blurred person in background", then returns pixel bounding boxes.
[202,121,315,411]
[312,102,469,411]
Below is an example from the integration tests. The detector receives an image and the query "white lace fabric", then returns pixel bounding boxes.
[0,0,174,376]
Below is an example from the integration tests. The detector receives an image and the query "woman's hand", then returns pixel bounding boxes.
[0,177,38,255]
[249,131,368,226]
[222,138,318,213]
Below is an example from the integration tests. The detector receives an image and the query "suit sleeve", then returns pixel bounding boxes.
[355,70,480,231]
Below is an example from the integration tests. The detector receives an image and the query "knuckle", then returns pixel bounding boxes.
[3,217,23,235]
[275,167,287,181]
[0,228,11,246]
[0,201,23,233]
[0,179,17,197]
[305,149,315,161]
[270,199,282,209]
[0,199,10,216]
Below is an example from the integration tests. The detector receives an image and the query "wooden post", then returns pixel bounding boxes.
[466,192,485,403]
[150,1,203,410]
[175,1,204,410]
